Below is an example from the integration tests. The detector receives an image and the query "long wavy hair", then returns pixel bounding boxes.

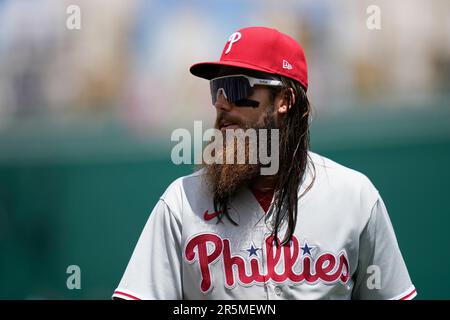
[212,73,316,245]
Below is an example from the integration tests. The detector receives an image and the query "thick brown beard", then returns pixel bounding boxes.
[201,110,277,201]
[203,136,261,200]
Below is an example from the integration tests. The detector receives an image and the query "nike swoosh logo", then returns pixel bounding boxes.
[203,210,222,221]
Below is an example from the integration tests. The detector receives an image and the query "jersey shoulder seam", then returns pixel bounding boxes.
[159,197,181,224]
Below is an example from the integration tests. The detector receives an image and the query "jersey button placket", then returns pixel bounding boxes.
[274,286,282,296]
[259,227,270,300]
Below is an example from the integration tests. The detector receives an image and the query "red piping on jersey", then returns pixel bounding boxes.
[203,210,222,221]
[114,290,141,300]
[249,187,275,213]
[399,288,416,300]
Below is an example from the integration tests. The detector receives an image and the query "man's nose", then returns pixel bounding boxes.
[214,89,233,111]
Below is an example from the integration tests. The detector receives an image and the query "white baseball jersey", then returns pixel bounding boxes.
[113,151,416,300]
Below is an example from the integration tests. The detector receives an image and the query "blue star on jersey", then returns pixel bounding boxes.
[245,243,261,257]
[300,242,314,256]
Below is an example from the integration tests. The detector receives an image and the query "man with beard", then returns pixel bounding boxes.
[113,27,416,300]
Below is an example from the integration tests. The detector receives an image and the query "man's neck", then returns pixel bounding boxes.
[249,175,278,191]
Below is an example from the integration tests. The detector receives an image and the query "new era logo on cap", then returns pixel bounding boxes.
[282,59,293,70]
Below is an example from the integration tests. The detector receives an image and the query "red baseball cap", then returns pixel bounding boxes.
[190,26,308,91]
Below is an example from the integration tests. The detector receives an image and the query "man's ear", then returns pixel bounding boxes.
[277,88,295,114]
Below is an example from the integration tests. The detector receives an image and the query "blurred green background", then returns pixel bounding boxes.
[1,103,449,299]
[0,0,449,299]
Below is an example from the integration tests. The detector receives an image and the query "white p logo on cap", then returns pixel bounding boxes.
[225,32,242,54]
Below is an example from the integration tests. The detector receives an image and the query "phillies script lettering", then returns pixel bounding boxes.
[185,233,350,292]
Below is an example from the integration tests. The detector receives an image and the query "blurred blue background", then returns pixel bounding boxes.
[0,0,449,299]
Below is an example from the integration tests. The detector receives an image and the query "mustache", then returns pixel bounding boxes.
[215,113,243,129]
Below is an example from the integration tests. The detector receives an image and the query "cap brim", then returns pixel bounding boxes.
[190,61,276,80]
